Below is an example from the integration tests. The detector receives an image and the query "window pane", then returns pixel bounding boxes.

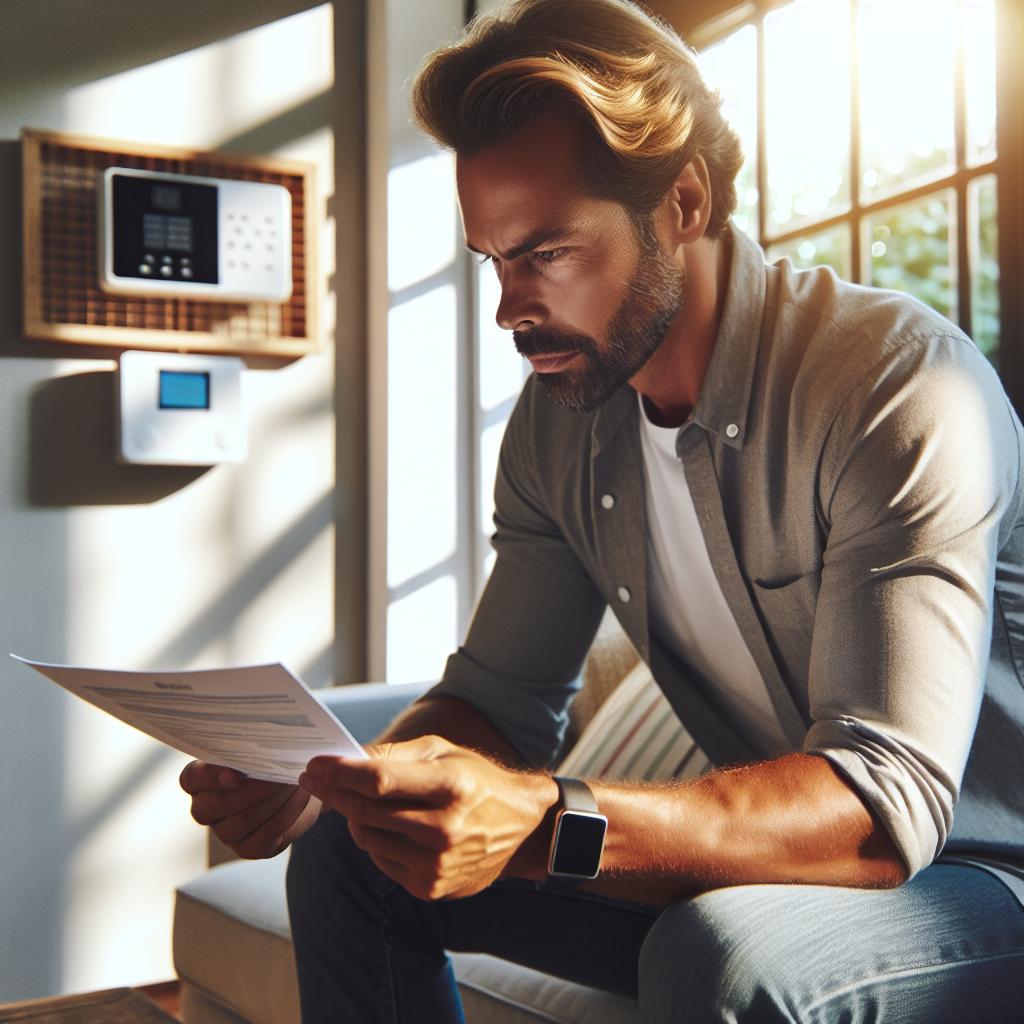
[387,575,458,684]
[969,174,999,360]
[766,223,851,278]
[701,24,758,239]
[387,152,456,293]
[478,260,527,411]
[859,0,956,200]
[764,0,851,234]
[478,418,506,540]
[965,0,997,166]
[866,190,957,321]
[387,286,458,589]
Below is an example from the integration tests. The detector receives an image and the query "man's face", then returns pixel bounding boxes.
[457,112,685,413]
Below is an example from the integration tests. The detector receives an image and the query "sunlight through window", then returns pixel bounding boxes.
[387,153,457,293]
[387,575,459,685]
[765,0,850,232]
[387,285,458,590]
[700,0,1001,362]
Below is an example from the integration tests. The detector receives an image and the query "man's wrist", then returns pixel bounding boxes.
[502,773,560,882]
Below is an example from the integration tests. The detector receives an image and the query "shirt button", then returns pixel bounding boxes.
[617,586,631,604]
[601,493,615,510]
[726,423,739,439]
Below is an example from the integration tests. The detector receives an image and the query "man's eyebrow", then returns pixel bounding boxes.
[465,227,577,262]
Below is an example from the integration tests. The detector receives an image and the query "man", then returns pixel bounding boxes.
[181,0,1024,1020]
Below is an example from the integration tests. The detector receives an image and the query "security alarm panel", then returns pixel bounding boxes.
[99,167,292,302]
[117,350,247,465]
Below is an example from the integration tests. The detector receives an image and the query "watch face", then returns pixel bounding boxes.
[550,810,607,878]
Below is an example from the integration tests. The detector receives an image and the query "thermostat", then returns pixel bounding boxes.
[98,167,292,302]
[117,350,247,465]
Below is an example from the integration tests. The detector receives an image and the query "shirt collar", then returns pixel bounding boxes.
[689,224,768,451]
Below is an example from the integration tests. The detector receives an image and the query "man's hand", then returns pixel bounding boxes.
[179,761,322,860]
[299,735,558,901]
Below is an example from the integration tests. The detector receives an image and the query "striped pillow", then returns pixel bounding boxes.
[558,663,710,781]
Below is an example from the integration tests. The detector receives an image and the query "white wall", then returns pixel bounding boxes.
[0,0,363,1000]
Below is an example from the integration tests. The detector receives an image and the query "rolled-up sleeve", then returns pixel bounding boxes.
[804,331,1021,876]
[425,384,607,767]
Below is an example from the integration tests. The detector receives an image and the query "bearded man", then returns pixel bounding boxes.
[181,1,1024,1020]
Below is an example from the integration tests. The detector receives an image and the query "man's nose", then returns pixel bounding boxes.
[495,271,545,332]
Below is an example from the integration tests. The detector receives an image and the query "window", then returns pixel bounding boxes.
[698,0,1004,362]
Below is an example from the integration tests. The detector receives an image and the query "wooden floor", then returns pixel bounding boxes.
[137,981,182,1021]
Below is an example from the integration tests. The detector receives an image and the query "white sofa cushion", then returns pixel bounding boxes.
[175,856,299,1024]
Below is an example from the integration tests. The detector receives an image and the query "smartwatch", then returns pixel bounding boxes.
[546,776,608,889]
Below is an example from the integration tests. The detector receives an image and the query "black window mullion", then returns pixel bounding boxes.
[953,0,972,338]
[995,0,1024,412]
[849,0,862,285]
[755,8,768,245]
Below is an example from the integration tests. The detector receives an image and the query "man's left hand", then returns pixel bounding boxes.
[299,735,557,901]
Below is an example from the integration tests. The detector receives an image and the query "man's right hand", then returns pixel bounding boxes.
[179,761,322,860]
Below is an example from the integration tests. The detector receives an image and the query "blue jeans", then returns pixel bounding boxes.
[286,810,1024,1023]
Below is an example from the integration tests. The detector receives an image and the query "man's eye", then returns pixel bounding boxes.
[476,254,493,265]
[531,248,565,264]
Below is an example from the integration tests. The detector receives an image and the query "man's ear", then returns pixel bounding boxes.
[664,154,712,246]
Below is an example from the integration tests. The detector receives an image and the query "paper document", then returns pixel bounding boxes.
[11,655,366,784]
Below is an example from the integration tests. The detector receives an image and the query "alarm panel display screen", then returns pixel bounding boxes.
[159,370,210,410]
[111,174,218,285]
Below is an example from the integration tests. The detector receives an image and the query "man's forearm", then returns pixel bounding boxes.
[509,752,908,906]
[375,694,526,767]
[370,703,908,906]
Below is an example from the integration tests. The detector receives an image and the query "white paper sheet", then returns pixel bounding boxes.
[11,654,366,784]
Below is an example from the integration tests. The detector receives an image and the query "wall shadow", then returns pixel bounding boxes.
[0,140,24,361]
[28,371,206,507]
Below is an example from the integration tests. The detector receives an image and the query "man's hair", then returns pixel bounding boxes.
[412,0,744,237]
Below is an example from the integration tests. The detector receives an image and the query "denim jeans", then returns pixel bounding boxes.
[286,810,1024,1023]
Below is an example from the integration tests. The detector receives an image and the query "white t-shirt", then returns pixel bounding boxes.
[638,394,790,755]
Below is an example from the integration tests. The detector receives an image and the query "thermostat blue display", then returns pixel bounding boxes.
[118,351,246,465]
[159,371,210,410]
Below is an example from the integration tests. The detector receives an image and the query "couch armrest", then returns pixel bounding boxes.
[316,680,431,745]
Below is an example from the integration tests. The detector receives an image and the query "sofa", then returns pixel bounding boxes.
[172,614,706,1023]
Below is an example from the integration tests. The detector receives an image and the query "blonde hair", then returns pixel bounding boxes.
[412,0,743,237]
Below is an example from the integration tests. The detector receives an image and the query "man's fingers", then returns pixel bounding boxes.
[315,786,440,838]
[302,752,457,803]
[227,787,315,859]
[363,735,453,763]
[179,760,243,795]
[211,784,298,847]
[189,776,293,826]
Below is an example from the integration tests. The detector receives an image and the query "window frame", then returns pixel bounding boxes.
[689,0,1023,409]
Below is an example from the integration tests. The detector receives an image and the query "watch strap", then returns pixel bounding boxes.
[555,776,598,814]
[544,776,605,892]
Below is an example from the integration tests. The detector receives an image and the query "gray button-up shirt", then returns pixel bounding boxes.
[430,226,1024,898]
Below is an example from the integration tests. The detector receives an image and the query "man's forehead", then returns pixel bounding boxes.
[456,119,594,252]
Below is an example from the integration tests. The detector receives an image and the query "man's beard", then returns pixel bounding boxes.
[513,222,685,414]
